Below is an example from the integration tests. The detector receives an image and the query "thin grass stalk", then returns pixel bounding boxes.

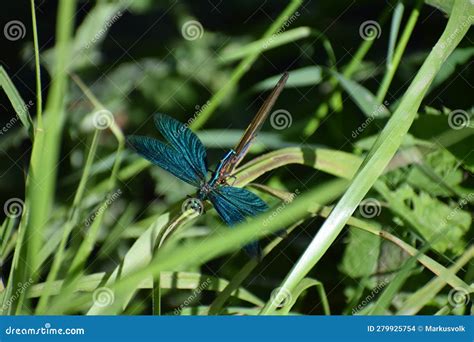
[376,0,422,102]
[30,0,43,125]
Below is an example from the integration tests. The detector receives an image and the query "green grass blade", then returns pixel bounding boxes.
[0,66,34,138]
[376,0,422,102]
[219,27,311,64]
[30,0,42,124]
[397,246,474,314]
[387,2,405,67]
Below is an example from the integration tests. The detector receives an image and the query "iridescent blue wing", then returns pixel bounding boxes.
[127,135,204,187]
[154,114,208,183]
[208,186,268,257]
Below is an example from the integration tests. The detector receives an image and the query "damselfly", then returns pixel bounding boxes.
[127,72,288,256]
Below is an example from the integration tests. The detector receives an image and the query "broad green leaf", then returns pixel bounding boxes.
[340,228,380,278]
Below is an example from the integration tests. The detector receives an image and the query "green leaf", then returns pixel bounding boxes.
[332,72,390,118]
[378,183,470,254]
[406,149,463,196]
[340,228,380,278]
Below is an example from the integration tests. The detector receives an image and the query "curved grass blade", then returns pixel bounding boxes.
[0,66,34,139]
